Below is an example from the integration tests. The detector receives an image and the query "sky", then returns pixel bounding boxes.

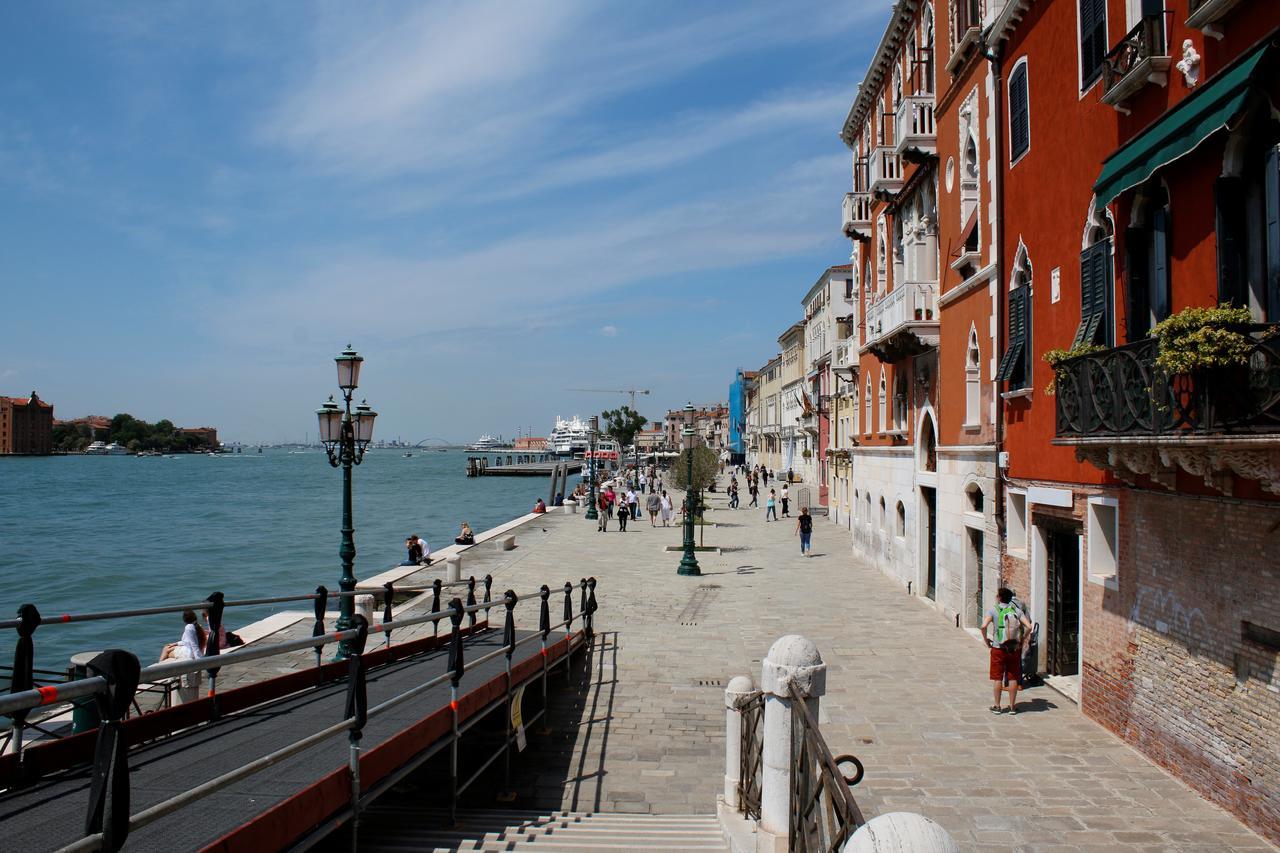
[0,1,886,443]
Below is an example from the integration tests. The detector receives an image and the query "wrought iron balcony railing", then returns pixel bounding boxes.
[1054,326,1280,439]
[1101,14,1171,109]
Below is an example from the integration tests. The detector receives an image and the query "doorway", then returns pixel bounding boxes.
[1044,521,1080,677]
[922,487,937,600]
[967,527,984,626]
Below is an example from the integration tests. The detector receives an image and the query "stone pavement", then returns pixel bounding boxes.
[412,476,1273,851]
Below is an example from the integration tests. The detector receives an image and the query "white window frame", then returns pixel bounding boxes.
[1006,488,1028,555]
[1086,495,1120,588]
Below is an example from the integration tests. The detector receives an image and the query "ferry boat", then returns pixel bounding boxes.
[465,434,506,452]
[549,416,590,456]
[84,441,129,455]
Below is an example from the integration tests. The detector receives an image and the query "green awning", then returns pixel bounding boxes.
[1093,40,1273,208]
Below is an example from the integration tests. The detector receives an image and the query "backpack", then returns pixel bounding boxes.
[994,603,1023,647]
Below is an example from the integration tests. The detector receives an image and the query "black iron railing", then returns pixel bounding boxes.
[1102,14,1167,94]
[1054,325,1280,438]
[787,682,864,853]
[738,691,765,820]
[1,575,598,853]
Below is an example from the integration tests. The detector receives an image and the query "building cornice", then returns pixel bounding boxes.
[840,0,921,147]
[985,0,1034,46]
[939,262,997,307]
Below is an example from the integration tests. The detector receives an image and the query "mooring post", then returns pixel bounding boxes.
[760,635,826,845]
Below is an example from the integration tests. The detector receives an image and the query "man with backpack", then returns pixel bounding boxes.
[982,587,1034,714]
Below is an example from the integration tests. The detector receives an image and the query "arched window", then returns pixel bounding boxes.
[878,370,888,434]
[893,370,909,430]
[879,496,887,529]
[1008,58,1030,164]
[996,243,1033,390]
[896,501,906,537]
[965,324,981,427]
[865,376,873,436]
[855,489,861,520]
[966,483,985,513]
[921,3,935,94]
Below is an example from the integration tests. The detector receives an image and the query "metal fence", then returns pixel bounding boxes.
[1,576,599,853]
[738,691,765,820]
[787,681,865,853]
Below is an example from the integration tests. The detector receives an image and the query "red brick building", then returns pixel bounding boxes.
[0,392,54,455]
[990,0,1280,840]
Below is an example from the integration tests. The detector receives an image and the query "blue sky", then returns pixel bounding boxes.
[1,2,885,443]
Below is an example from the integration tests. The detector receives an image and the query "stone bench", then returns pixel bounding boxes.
[499,535,516,551]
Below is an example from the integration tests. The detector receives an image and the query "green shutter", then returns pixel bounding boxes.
[997,286,1029,382]
[1072,250,1097,347]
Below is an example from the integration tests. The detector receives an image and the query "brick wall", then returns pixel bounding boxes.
[1082,489,1280,845]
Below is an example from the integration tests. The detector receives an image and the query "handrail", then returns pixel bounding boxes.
[786,681,864,852]
[37,576,599,853]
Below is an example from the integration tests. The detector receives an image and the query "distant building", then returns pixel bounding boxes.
[54,415,112,438]
[178,426,218,447]
[1,392,54,455]
[665,405,729,453]
[514,437,548,451]
[727,370,757,463]
[635,424,665,453]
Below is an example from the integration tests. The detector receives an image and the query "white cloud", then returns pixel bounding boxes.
[600,325,618,337]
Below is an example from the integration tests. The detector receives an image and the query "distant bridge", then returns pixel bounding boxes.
[414,437,455,447]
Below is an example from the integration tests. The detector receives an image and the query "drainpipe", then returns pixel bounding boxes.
[983,37,1007,584]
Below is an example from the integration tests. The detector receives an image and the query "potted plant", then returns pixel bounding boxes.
[1042,344,1105,395]
[1150,304,1259,423]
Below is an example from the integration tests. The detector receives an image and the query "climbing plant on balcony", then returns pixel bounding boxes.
[1041,344,1105,395]
[1150,304,1255,375]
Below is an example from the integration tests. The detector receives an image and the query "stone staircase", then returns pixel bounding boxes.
[357,808,728,852]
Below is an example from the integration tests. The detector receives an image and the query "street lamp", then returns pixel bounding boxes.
[317,345,377,658]
[585,415,599,521]
[678,402,701,576]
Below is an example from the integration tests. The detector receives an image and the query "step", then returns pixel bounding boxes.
[358,809,727,853]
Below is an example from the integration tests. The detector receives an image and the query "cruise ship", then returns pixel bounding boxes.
[549,416,591,456]
[465,434,507,452]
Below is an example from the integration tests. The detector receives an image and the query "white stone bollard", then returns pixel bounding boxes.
[446,556,462,583]
[760,635,826,841]
[723,675,755,809]
[844,813,959,853]
[355,594,375,622]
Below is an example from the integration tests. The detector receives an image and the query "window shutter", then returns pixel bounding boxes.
[1152,206,1171,323]
[1125,226,1151,340]
[1072,250,1097,347]
[1080,0,1106,85]
[1090,0,1108,79]
[996,286,1028,382]
[1009,66,1029,161]
[1092,239,1113,346]
[1265,145,1280,320]
[1214,176,1246,307]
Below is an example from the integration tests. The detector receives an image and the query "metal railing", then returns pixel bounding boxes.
[738,691,764,820]
[786,682,865,853]
[1102,13,1168,95]
[3,576,598,853]
[1054,325,1280,438]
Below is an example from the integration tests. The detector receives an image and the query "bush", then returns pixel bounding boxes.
[1151,304,1255,375]
[1041,344,1105,395]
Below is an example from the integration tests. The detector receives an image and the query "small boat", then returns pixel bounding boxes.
[403,451,413,458]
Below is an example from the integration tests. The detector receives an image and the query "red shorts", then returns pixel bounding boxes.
[989,645,1022,683]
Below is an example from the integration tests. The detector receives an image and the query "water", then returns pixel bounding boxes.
[0,449,550,672]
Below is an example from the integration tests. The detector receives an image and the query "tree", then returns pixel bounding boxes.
[668,445,719,493]
[600,406,647,450]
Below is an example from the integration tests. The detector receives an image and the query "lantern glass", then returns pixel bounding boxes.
[353,401,377,444]
[316,398,343,444]
[335,346,363,391]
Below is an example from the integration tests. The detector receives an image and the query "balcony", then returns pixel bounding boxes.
[1186,0,1245,39]
[894,94,936,159]
[862,280,939,362]
[833,339,858,376]
[868,146,903,198]
[1053,326,1280,494]
[1101,15,1171,112]
[842,191,871,240]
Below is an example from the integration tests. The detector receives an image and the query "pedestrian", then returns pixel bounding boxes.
[454,523,476,546]
[659,491,673,527]
[763,469,770,486]
[639,472,648,495]
[401,536,422,565]
[617,496,629,531]
[646,491,661,526]
[597,490,610,532]
[795,506,813,556]
[982,588,1035,714]
[765,489,778,521]
[158,609,205,704]
[749,481,759,507]
[781,483,790,517]
[627,486,639,520]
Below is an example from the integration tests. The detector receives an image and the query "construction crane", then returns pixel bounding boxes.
[567,388,652,412]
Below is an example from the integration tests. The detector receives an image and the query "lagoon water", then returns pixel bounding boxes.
[0,449,549,672]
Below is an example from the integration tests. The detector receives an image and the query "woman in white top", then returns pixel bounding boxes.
[659,492,673,527]
[159,609,206,704]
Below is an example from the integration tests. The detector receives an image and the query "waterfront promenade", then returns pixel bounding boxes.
[361,479,1272,851]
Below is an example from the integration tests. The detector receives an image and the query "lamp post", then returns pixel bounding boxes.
[316,346,377,658]
[678,402,701,576]
[585,415,599,521]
